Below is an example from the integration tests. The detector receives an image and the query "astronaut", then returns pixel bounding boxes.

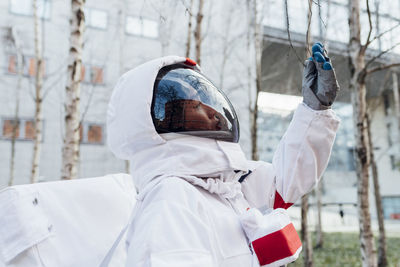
[106,43,340,267]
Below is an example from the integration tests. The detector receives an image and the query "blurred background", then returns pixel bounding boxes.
[0,0,399,265]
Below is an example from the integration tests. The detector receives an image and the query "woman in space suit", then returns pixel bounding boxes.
[105,43,339,266]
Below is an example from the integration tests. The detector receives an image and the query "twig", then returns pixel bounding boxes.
[317,0,327,34]
[362,0,373,52]
[367,23,400,47]
[367,63,400,75]
[284,0,306,67]
[364,42,400,70]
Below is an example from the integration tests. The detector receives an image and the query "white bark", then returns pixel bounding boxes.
[185,0,194,58]
[315,180,323,248]
[301,1,313,265]
[251,0,262,161]
[62,0,85,180]
[348,0,377,266]
[301,195,313,267]
[194,0,204,65]
[393,73,400,154]
[367,115,387,267]
[9,27,24,186]
[31,0,44,184]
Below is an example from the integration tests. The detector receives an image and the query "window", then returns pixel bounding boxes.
[126,16,158,38]
[80,123,104,144]
[7,55,46,77]
[382,196,400,220]
[10,0,51,19]
[2,119,19,138]
[81,64,104,84]
[1,118,36,141]
[85,8,108,29]
[25,120,35,139]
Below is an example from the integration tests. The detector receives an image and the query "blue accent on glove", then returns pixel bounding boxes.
[323,62,332,70]
[313,51,332,70]
[312,43,324,55]
[308,57,313,61]
[314,51,325,63]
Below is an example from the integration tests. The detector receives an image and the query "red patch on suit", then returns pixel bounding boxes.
[273,191,293,209]
[252,223,302,265]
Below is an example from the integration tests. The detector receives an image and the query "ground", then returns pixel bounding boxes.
[289,232,400,266]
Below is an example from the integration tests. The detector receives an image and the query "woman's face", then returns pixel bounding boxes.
[182,100,228,131]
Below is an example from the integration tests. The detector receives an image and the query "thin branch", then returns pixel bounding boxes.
[367,23,400,47]
[323,0,331,44]
[180,0,193,16]
[317,0,327,36]
[367,63,400,75]
[284,0,306,67]
[364,42,400,70]
[362,0,373,52]
[305,0,313,57]
[42,70,64,99]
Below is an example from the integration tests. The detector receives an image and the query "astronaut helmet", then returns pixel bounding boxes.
[151,59,240,143]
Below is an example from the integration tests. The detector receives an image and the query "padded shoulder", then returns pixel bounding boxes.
[143,177,205,210]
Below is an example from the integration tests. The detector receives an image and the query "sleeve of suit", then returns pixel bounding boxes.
[241,103,340,210]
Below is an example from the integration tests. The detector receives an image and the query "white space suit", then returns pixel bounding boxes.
[106,55,340,267]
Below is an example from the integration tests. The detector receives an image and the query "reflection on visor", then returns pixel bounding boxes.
[151,65,239,143]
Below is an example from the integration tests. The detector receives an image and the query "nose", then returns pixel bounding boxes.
[204,105,218,121]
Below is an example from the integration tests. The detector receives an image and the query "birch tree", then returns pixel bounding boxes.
[61,0,85,180]
[250,0,263,161]
[8,27,24,186]
[348,0,376,264]
[315,0,332,250]
[315,181,323,248]
[348,0,390,265]
[348,0,400,264]
[367,2,387,265]
[367,114,387,267]
[185,0,194,58]
[194,0,204,65]
[393,73,400,154]
[31,0,44,183]
[301,1,313,266]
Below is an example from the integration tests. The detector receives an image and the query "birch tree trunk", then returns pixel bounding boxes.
[185,0,194,58]
[9,27,23,186]
[251,0,262,161]
[393,73,400,153]
[194,0,204,65]
[61,0,85,180]
[31,0,44,184]
[348,0,377,265]
[301,1,313,265]
[315,180,324,248]
[367,114,387,267]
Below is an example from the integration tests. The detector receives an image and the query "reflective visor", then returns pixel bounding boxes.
[151,64,239,143]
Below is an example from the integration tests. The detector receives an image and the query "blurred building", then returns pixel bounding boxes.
[259,0,400,221]
[0,0,399,222]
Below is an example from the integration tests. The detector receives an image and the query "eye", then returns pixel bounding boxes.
[194,102,201,109]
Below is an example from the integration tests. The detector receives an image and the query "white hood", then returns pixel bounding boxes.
[107,56,248,192]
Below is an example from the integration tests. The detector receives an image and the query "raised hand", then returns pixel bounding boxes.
[302,42,339,110]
